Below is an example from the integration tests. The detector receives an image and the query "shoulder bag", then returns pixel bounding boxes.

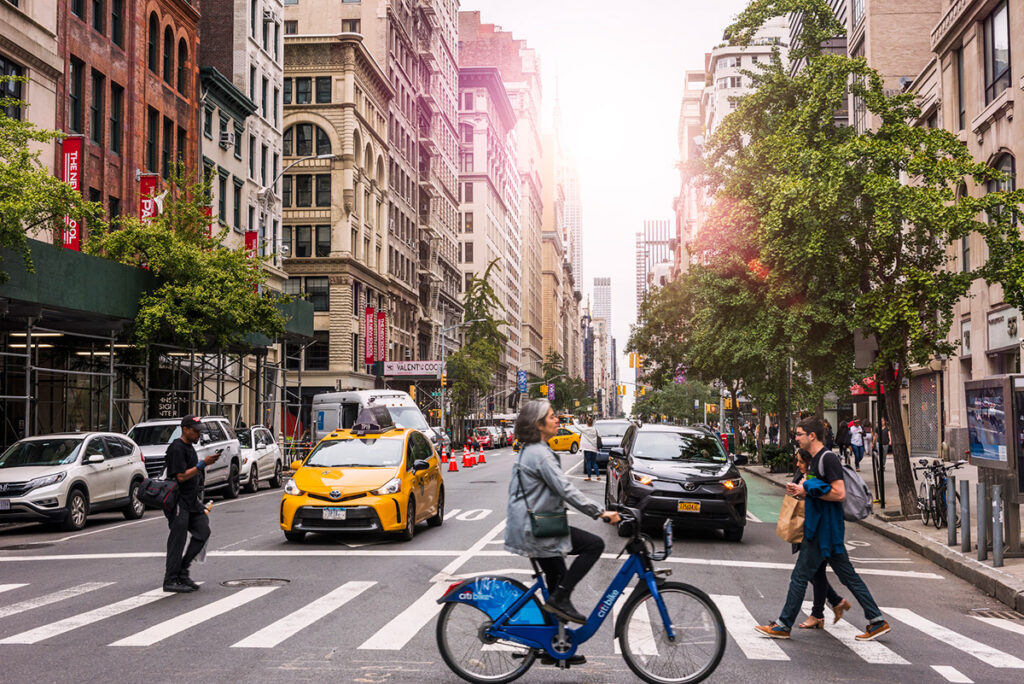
[140,477,179,514]
[515,457,569,538]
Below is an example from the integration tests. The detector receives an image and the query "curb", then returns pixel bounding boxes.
[740,465,1024,613]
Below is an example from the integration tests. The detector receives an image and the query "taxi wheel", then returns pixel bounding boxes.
[284,530,306,542]
[398,498,416,541]
[570,442,579,454]
[427,489,444,528]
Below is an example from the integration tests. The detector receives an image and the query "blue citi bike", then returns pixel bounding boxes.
[435,504,726,683]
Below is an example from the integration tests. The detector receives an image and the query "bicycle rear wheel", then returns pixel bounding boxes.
[918,482,930,525]
[436,602,536,684]
[617,582,726,684]
[932,481,947,529]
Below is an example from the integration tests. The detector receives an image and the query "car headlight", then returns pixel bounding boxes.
[631,471,657,486]
[372,477,402,495]
[722,477,743,490]
[27,472,67,490]
[283,478,303,496]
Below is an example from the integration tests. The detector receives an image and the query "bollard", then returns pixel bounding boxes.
[992,484,1004,568]
[947,475,957,547]
[960,480,971,553]
[977,482,988,562]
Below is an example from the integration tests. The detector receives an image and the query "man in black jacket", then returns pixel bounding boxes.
[163,416,221,593]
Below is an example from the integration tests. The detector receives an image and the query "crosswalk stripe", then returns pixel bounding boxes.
[932,665,973,683]
[0,587,172,644]
[232,581,376,648]
[885,607,1024,669]
[110,586,279,647]
[357,582,449,650]
[800,601,907,665]
[612,588,631,654]
[611,588,658,656]
[0,583,28,596]
[971,615,1024,637]
[710,594,789,661]
[0,582,114,621]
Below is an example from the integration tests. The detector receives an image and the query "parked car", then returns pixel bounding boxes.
[483,426,503,449]
[605,423,748,542]
[128,416,242,499]
[496,426,513,447]
[593,419,632,471]
[0,432,147,531]
[471,427,493,449]
[237,425,285,493]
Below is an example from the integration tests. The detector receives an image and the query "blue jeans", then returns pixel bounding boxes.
[778,541,883,630]
[583,451,598,478]
[852,444,865,468]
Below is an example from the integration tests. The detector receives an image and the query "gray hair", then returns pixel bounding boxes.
[515,399,551,445]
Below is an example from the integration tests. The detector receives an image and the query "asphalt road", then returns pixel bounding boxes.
[1,446,1022,684]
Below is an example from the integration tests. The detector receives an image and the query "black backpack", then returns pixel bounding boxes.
[139,477,178,514]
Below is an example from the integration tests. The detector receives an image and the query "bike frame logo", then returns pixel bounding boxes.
[597,588,620,619]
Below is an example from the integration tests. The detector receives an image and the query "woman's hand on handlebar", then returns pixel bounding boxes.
[600,510,622,524]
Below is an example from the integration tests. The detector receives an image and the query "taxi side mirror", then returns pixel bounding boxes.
[289,459,304,471]
[413,459,430,472]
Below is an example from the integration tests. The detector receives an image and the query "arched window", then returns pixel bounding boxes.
[987,153,1017,226]
[284,123,331,157]
[364,144,372,173]
[148,13,159,72]
[177,39,188,94]
[376,156,385,186]
[163,26,174,83]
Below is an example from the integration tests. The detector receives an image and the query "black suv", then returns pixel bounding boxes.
[605,423,748,541]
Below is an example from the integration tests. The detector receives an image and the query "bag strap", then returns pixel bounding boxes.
[514,455,537,516]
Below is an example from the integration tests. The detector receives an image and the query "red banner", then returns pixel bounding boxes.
[203,206,214,238]
[244,230,258,256]
[364,307,375,366]
[376,311,386,364]
[61,136,83,250]
[139,174,160,221]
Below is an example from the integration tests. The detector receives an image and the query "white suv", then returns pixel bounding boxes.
[0,432,148,531]
[237,425,284,493]
[127,416,242,499]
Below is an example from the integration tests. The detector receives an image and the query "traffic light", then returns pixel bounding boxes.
[640,387,646,396]
[724,397,734,410]
[574,400,579,407]
[706,403,717,414]
[440,371,447,387]
[409,385,416,400]
[628,353,637,368]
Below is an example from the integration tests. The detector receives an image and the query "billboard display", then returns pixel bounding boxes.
[966,385,1007,463]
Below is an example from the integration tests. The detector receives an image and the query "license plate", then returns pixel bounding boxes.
[677,501,700,513]
[0,499,10,510]
[322,508,346,521]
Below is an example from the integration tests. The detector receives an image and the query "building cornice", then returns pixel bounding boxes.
[199,67,257,120]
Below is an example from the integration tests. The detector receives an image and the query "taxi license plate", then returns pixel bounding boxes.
[322,508,346,521]
[677,501,700,513]
[0,499,10,510]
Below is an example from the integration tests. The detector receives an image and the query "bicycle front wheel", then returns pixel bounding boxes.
[618,582,726,684]
[932,482,947,529]
[435,602,536,684]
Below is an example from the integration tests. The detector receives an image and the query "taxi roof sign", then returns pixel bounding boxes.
[351,406,395,435]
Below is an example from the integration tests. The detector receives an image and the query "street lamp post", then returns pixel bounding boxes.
[439,318,484,440]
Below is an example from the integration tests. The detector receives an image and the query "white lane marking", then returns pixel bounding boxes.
[884,607,1024,668]
[746,511,762,523]
[446,508,462,519]
[711,594,789,661]
[847,558,912,564]
[971,615,1024,637]
[431,520,507,583]
[0,586,174,644]
[357,582,450,650]
[111,586,279,647]
[454,509,491,522]
[0,583,28,595]
[932,665,973,683]
[233,581,375,648]
[0,582,114,620]
[800,601,907,664]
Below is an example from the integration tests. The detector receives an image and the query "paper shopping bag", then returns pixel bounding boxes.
[775,494,805,544]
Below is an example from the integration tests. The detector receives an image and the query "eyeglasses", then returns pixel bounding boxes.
[794,431,806,437]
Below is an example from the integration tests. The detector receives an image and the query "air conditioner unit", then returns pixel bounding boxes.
[219,131,235,148]
[263,9,275,23]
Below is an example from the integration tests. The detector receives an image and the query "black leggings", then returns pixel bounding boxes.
[810,562,843,619]
[535,526,604,593]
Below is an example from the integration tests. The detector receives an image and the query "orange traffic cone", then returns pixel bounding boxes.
[462,446,471,468]
[448,455,459,472]
[440,447,448,464]
[477,445,486,464]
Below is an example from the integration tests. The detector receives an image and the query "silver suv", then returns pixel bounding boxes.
[128,416,242,499]
[0,432,148,531]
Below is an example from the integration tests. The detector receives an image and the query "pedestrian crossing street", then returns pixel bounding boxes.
[1,579,1023,675]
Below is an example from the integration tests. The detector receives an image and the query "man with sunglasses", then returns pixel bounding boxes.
[755,415,890,641]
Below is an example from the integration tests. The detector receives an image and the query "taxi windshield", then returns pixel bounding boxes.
[305,437,404,468]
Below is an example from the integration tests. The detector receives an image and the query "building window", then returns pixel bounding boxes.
[315,175,331,206]
[305,277,329,311]
[109,82,122,153]
[316,225,330,257]
[274,22,280,60]
[988,154,1017,224]
[261,76,268,118]
[177,39,188,94]
[234,127,242,158]
[316,76,331,103]
[249,134,255,177]
[464,242,474,263]
[460,123,473,143]
[282,127,292,156]
[285,20,297,34]
[163,26,173,84]
[260,144,267,185]
[464,182,473,202]
[306,332,330,370]
[273,87,279,125]
[203,108,213,137]
[162,117,173,178]
[283,78,291,104]
[984,0,1010,104]
[176,126,185,162]
[71,0,84,18]
[0,56,24,120]
[92,0,104,33]
[148,13,159,72]
[955,47,966,130]
[282,176,292,207]
[250,0,257,37]
[108,196,120,219]
[218,174,227,221]
[459,151,473,173]
[463,92,473,110]
[69,56,84,133]
[295,77,311,104]
[294,174,312,206]
[291,225,310,257]
[89,70,104,145]
[464,212,473,233]
[233,181,242,230]
[352,333,360,371]
[962,235,971,273]
[342,19,361,33]
[146,107,158,171]
[111,0,124,47]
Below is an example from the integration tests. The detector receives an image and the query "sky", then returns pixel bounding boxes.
[460,0,751,413]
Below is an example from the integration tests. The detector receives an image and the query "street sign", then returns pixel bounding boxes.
[517,370,527,393]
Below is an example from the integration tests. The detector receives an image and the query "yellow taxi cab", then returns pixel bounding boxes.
[513,427,580,453]
[280,407,443,542]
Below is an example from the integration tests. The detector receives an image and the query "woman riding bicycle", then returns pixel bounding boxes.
[505,399,620,625]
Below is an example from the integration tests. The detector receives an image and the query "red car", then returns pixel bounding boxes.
[472,427,492,449]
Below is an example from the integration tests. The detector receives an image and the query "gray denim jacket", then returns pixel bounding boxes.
[504,442,603,559]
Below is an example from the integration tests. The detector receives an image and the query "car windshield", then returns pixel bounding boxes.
[387,406,428,430]
[304,437,405,468]
[632,432,728,463]
[0,438,84,468]
[595,421,630,439]
[236,431,253,448]
[128,424,180,446]
[475,428,489,436]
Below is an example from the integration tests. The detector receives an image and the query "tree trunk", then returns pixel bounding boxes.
[756,408,766,465]
[776,382,789,446]
[883,363,917,515]
[816,395,825,419]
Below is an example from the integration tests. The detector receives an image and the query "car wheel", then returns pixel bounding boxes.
[122,480,145,520]
[284,530,306,542]
[399,498,416,541]
[268,460,283,488]
[570,442,579,454]
[427,488,444,527]
[244,464,259,493]
[223,462,240,499]
[723,527,744,542]
[616,487,631,537]
[62,489,89,531]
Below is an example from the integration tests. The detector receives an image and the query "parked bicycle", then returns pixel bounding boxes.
[435,503,726,684]
[913,458,966,529]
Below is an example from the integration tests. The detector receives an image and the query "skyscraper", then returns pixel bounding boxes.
[593,277,611,328]
[635,219,672,309]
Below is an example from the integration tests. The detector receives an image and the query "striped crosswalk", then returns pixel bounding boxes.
[0,577,1022,680]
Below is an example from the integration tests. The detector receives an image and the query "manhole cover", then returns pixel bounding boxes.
[221,578,290,588]
[970,608,1024,620]
[0,543,54,551]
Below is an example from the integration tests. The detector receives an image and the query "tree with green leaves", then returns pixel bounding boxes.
[528,350,592,413]
[630,380,718,425]
[0,77,102,284]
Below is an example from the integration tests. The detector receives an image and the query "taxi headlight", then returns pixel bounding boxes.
[372,477,402,495]
[283,478,303,496]
[27,472,67,490]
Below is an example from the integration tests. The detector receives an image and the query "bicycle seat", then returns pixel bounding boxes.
[917,458,930,466]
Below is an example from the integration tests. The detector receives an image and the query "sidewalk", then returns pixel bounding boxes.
[741,448,1024,613]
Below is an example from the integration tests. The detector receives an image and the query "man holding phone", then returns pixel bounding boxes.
[163,416,221,593]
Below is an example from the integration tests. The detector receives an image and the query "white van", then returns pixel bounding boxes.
[312,390,434,445]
